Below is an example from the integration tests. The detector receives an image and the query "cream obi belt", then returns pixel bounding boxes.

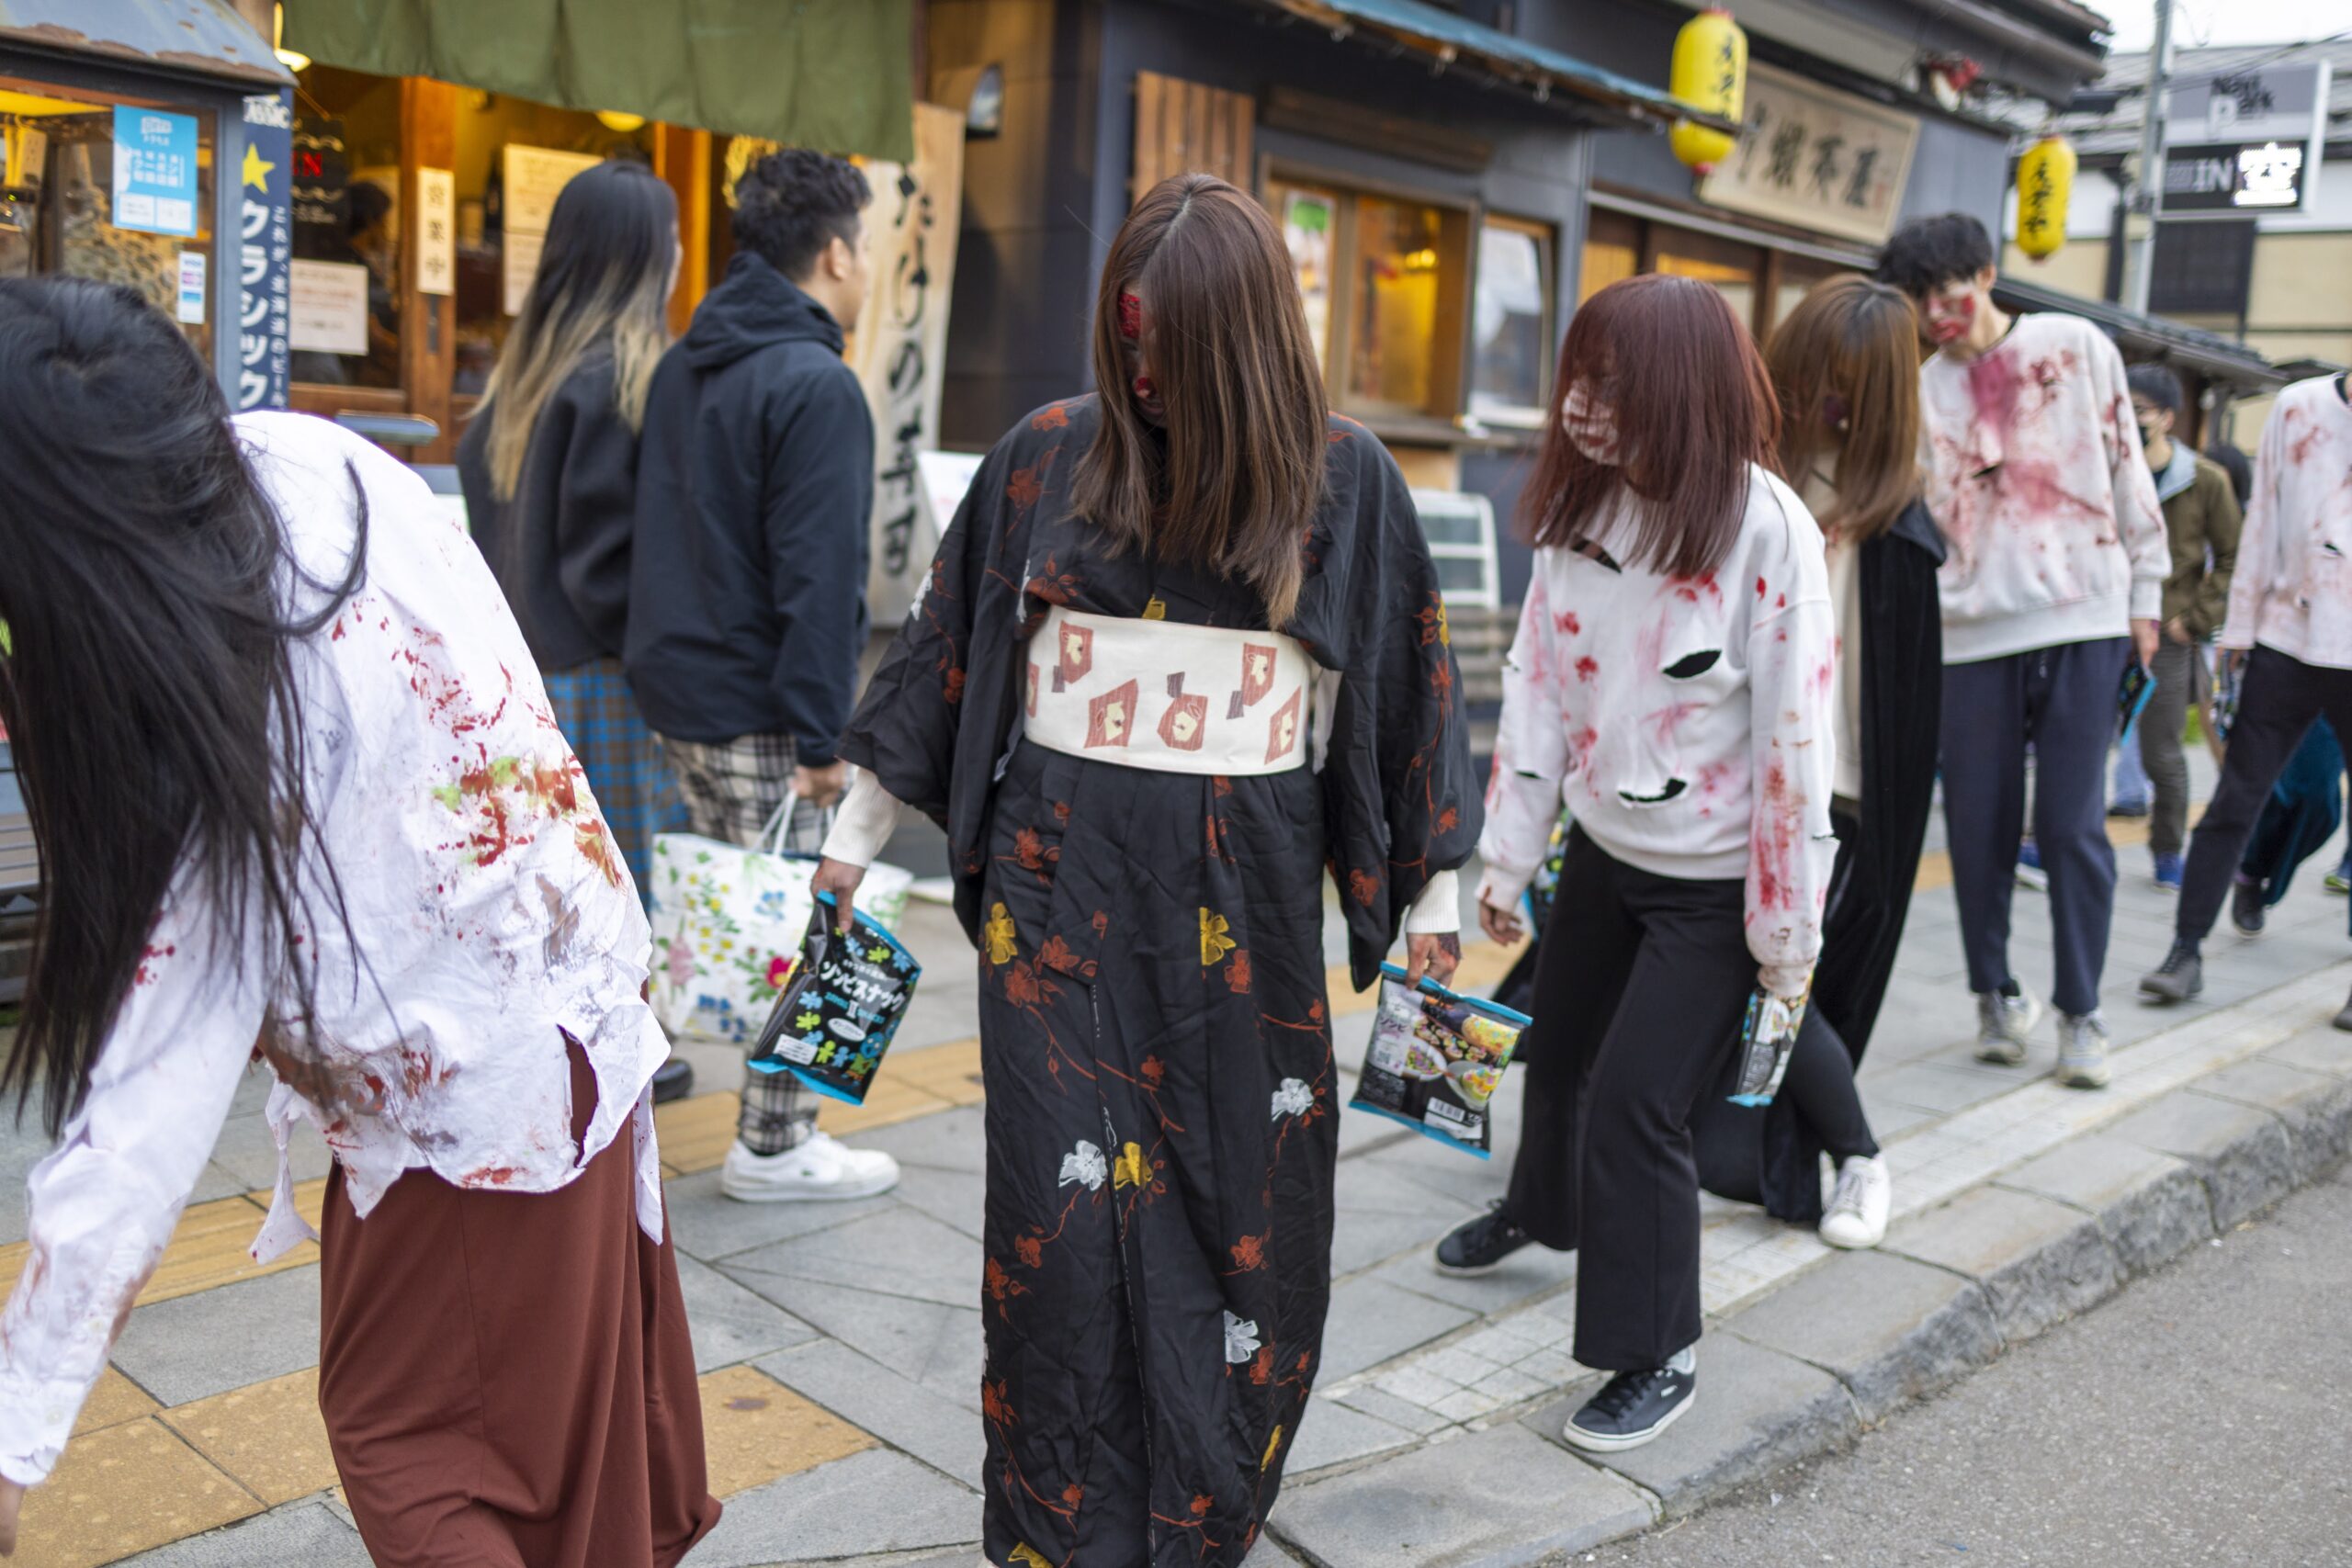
[1025,606,1313,776]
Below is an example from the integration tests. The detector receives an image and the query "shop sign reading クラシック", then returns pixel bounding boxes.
[1696,63,1919,247]
[112,106,200,239]
[238,92,294,412]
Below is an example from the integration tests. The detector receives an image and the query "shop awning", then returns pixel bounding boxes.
[1993,276,2307,395]
[0,0,292,88]
[282,0,913,162]
[1240,0,1738,133]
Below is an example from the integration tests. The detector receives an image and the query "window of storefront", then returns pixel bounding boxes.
[288,65,401,390]
[1269,171,1473,432]
[1,77,218,362]
[1578,205,1858,344]
[1469,215,1554,428]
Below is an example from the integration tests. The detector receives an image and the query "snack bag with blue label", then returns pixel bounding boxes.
[747,894,922,1104]
[1349,965,1530,1156]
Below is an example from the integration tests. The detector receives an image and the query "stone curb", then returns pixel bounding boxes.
[1269,1014,2352,1568]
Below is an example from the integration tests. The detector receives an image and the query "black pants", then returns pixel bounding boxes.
[1940,638,2131,1018]
[1690,1010,1880,1205]
[2179,647,2352,942]
[1503,829,1751,1371]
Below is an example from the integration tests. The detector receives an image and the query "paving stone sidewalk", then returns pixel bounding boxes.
[7,755,2352,1565]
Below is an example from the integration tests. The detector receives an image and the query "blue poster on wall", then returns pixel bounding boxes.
[236,91,294,411]
[111,106,200,238]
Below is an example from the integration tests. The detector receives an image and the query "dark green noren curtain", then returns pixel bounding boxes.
[282,0,913,161]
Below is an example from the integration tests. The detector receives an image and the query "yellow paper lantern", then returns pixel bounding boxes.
[2015,134,2076,260]
[1668,7,1747,174]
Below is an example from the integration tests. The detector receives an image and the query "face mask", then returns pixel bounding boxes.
[1561,380,1623,466]
[2138,421,2162,449]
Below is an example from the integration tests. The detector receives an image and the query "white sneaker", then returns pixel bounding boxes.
[1818,1155,1892,1249]
[721,1132,900,1202]
[1974,987,2042,1066]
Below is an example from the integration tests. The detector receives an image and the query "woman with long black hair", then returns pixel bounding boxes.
[1435,273,1839,1454]
[0,279,716,1564]
[808,174,1480,1567]
[458,158,686,898]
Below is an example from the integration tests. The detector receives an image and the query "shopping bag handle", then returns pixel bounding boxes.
[756,790,838,859]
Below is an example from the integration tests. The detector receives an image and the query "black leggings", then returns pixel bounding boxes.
[1690,1009,1880,1206]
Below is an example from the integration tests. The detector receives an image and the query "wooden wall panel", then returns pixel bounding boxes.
[1131,72,1254,206]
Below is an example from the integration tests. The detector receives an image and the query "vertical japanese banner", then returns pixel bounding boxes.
[237,91,294,412]
[849,104,966,626]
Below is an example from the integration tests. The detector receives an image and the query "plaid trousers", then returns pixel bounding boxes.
[659,733,831,1155]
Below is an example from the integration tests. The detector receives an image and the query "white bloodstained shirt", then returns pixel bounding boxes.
[1917,311,2169,664]
[1477,467,1840,998]
[0,414,672,1486]
[2222,374,2352,671]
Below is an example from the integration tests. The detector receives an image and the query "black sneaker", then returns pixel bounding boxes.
[1433,1201,1532,1276]
[2335,980,2352,1035]
[1563,1359,1696,1453]
[2232,877,2267,937]
[651,1057,695,1104]
[2138,939,2203,1004]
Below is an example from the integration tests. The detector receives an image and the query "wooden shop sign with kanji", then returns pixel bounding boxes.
[1697,63,1920,247]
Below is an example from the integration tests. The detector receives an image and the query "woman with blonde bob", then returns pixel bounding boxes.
[806,175,1479,1566]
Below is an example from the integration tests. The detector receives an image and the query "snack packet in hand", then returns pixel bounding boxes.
[1726,987,1808,1108]
[748,894,922,1104]
[1350,964,1531,1156]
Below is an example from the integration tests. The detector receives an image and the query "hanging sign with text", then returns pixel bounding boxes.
[1697,63,1919,247]
[847,104,967,627]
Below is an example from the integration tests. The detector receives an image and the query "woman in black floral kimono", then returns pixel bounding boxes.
[809,175,1479,1567]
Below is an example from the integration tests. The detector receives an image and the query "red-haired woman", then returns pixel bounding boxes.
[1436,274,1839,1453]
[808,175,1478,1566]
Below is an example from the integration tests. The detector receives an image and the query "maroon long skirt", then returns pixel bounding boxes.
[317,1047,720,1567]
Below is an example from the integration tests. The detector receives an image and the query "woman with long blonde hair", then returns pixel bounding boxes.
[458,158,685,897]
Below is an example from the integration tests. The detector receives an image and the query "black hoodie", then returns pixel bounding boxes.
[626,252,874,761]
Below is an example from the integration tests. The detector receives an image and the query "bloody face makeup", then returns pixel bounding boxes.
[1921,282,1978,346]
[1115,288,1165,424]
[1561,379,1623,466]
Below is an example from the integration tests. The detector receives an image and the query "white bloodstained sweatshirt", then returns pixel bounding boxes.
[2221,374,2352,671]
[1477,468,1839,998]
[1919,311,2169,663]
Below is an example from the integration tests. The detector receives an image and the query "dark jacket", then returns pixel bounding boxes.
[456,345,638,671]
[1754,500,1947,1221]
[2154,447,2242,638]
[625,253,874,761]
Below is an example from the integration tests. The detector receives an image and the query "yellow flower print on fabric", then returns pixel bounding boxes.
[1436,599,1450,646]
[1113,1142,1148,1190]
[1142,594,1168,620]
[1262,1424,1284,1471]
[1200,908,1236,967]
[1010,1547,1053,1568]
[986,902,1018,964]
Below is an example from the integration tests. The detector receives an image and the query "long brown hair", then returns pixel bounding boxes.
[1520,273,1776,580]
[1764,275,1922,543]
[1070,175,1328,628]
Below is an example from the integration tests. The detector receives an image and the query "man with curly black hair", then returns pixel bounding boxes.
[628,147,901,1203]
[1879,213,2168,1093]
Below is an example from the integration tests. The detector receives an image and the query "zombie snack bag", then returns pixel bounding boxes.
[748,894,922,1104]
[1350,965,1530,1156]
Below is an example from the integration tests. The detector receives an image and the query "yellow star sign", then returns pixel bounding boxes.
[242,141,276,191]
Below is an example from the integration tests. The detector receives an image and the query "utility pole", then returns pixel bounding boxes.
[2120,0,2176,313]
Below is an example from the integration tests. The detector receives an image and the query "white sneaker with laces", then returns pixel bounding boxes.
[1818,1154,1892,1249]
[721,1132,901,1202]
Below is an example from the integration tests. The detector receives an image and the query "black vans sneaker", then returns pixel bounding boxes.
[1433,1201,1532,1276]
[2138,939,2203,1004]
[1563,1356,1696,1453]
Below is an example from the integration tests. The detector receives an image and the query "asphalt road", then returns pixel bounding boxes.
[1566,1165,2352,1568]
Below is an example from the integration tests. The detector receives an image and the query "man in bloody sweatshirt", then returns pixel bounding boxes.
[1880,214,2167,1091]
[2141,370,2352,1026]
